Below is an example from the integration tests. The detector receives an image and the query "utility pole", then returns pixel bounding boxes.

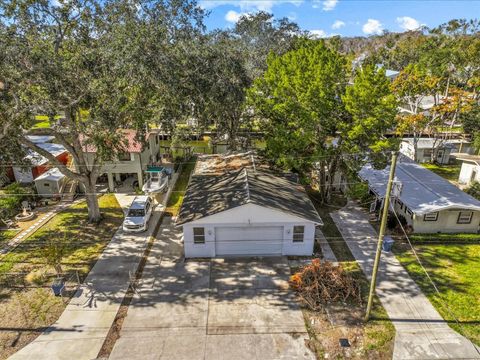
[365,151,399,322]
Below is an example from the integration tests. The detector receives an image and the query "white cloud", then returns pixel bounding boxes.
[396,16,422,31]
[200,0,303,12]
[309,29,327,38]
[225,10,245,23]
[362,19,383,35]
[331,20,345,29]
[312,0,338,11]
[323,0,338,11]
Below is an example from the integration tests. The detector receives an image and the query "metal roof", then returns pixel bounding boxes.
[34,168,65,182]
[359,156,480,215]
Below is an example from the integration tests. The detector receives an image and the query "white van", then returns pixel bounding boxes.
[122,196,153,233]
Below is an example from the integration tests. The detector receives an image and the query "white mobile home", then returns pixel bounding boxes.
[400,138,456,164]
[458,155,480,186]
[359,156,480,234]
[176,167,322,258]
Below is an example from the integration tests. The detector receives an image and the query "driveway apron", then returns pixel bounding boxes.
[110,216,314,360]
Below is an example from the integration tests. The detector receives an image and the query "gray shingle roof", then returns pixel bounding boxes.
[176,168,322,225]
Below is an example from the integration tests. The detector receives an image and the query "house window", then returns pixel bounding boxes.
[457,211,473,224]
[293,226,305,242]
[118,152,131,161]
[423,212,438,222]
[193,227,205,244]
[406,209,413,218]
[44,183,50,187]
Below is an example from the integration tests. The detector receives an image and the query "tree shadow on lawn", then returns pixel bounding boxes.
[0,205,124,290]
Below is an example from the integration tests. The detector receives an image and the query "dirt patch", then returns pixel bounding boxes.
[194,152,268,175]
[0,287,64,360]
[302,305,393,360]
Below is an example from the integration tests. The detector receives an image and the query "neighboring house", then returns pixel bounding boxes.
[12,136,69,183]
[457,155,480,186]
[359,156,480,233]
[176,155,322,257]
[400,138,456,164]
[81,129,161,191]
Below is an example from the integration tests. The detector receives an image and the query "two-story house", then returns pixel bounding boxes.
[82,129,161,191]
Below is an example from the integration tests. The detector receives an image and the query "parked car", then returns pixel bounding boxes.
[122,196,153,233]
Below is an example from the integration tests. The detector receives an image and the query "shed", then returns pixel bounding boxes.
[34,168,66,198]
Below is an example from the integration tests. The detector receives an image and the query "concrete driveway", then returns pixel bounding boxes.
[110,216,314,360]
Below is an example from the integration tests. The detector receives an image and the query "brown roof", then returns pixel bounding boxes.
[81,129,147,153]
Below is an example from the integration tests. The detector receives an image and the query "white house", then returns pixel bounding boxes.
[457,155,480,186]
[82,129,161,191]
[399,138,457,164]
[359,156,480,233]
[176,167,322,258]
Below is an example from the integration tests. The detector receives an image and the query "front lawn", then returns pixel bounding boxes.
[165,157,197,216]
[421,163,461,183]
[394,241,480,346]
[0,229,19,244]
[0,194,123,359]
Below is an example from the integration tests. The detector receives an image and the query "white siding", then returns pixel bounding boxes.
[459,162,480,185]
[413,210,480,233]
[182,203,317,258]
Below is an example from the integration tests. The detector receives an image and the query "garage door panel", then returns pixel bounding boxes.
[215,226,283,256]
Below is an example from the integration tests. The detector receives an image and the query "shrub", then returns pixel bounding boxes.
[290,259,362,311]
[347,181,374,205]
[466,181,480,201]
[0,183,36,218]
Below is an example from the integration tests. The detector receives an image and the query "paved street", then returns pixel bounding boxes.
[331,202,480,360]
[110,216,314,360]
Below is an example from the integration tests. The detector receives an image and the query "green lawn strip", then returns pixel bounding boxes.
[0,229,20,244]
[0,194,124,280]
[394,242,480,345]
[421,163,461,182]
[410,233,480,244]
[165,157,197,216]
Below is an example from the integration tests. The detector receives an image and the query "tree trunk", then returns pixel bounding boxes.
[84,182,101,223]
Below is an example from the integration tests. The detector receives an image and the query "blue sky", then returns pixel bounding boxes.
[200,0,480,37]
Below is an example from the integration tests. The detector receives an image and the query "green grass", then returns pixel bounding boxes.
[0,230,19,244]
[421,163,461,182]
[166,158,197,215]
[410,233,480,244]
[32,115,53,129]
[0,194,124,278]
[394,242,480,345]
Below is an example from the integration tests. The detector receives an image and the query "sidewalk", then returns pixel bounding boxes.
[330,202,480,360]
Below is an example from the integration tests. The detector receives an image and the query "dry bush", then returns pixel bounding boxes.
[290,259,362,311]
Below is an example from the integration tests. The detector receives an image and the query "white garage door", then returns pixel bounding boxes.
[215,226,283,256]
